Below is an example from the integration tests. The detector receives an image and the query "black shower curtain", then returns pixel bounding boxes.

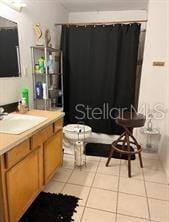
[61,23,140,134]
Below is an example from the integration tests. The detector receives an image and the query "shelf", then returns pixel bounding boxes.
[34,98,50,101]
[31,45,64,111]
[141,128,160,135]
[50,107,63,112]
[57,104,63,107]
[31,46,60,53]
[33,73,62,76]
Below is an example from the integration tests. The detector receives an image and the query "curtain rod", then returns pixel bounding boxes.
[55,19,147,26]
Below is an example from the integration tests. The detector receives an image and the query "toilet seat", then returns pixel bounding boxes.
[63,124,92,142]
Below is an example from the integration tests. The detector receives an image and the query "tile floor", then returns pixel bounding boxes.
[44,153,169,222]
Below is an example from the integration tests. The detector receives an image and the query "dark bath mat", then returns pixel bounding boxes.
[85,143,136,160]
[20,192,80,222]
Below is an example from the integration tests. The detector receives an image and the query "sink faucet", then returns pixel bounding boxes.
[0,107,8,120]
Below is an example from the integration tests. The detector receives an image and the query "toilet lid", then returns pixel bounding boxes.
[63,124,92,134]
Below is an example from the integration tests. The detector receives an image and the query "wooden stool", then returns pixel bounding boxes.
[106,112,146,178]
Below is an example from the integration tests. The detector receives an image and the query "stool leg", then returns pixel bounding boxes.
[126,133,132,178]
[128,154,131,178]
[138,146,143,168]
[127,130,144,169]
[106,147,114,167]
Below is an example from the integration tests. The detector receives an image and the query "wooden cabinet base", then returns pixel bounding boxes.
[44,130,63,184]
[0,119,63,222]
[6,148,42,222]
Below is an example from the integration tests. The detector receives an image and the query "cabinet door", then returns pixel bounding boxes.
[44,130,63,183]
[6,149,42,222]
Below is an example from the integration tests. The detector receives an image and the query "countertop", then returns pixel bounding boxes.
[0,110,65,155]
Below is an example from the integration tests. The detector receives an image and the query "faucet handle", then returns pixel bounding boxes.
[0,107,4,115]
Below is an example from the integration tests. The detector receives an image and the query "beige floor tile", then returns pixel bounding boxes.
[133,158,163,171]
[62,156,75,169]
[68,170,95,186]
[53,168,73,183]
[43,180,65,193]
[97,160,120,176]
[127,158,144,169]
[72,206,84,222]
[120,164,144,180]
[120,159,133,165]
[82,207,116,222]
[142,152,159,160]
[149,198,169,222]
[101,157,121,163]
[146,182,169,201]
[87,188,117,212]
[93,173,119,191]
[118,193,149,219]
[62,183,90,206]
[64,153,74,159]
[86,156,101,162]
[143,158,163,171]
[143,168,168,184]
[120,159,135,165]
[119,177,146,196]
[82,160,99,173]
[117,214,150,222]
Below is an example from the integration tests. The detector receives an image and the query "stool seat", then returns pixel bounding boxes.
[115,112,146,128]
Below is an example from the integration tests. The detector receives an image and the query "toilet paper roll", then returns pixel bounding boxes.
[75,141,84,166]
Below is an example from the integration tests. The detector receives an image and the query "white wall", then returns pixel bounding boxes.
[69,10,147,24]
[0,0,68,107]
[138,0,169,179]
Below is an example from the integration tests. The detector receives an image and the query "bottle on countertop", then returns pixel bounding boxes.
[21,87,29,109]
[17,99,28,114]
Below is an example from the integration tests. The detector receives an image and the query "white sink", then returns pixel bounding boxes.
[0,114,47,134]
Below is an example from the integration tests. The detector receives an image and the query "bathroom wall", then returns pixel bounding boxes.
[158,0,169,180]
[138,0,169,179]
[69,10,147,25]
[0,0,68,107]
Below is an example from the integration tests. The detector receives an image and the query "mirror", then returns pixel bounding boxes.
[0,16,20,77]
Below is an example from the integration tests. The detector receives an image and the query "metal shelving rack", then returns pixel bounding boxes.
[31,46,64,111]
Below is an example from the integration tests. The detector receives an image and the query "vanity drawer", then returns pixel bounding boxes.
[5,140,30,168]
[31,125,53,149]
[54,118,63,133]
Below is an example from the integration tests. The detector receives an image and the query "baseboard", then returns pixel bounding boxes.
[163,167,169,185]
[159,157,169,185]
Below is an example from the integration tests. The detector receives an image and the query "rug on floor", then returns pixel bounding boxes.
[85,143,136,160]
[20,192,80,222]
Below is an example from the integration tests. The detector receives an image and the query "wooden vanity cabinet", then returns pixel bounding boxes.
[0,117,63,222]
[44,129,63,183]
[6,147,43,222]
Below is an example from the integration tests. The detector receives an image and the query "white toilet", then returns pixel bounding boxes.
[63,124,92,166]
